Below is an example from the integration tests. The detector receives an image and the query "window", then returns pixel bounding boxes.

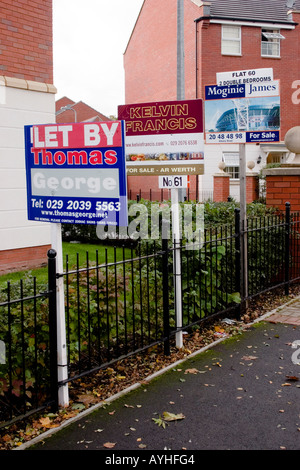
[225,166,240,179]
[222,25,241,55]
[223,152,240,179]
[266,153,283,164]
[261,29,285,57]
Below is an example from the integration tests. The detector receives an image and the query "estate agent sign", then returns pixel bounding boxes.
[205,79,280,144]
[216,67,274,86]
[118,99,204,175]
[24,121,128,226]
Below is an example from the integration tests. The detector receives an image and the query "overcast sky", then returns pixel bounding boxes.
[53,0,144,118]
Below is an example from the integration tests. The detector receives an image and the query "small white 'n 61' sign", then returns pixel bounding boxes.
[158,175,189,189]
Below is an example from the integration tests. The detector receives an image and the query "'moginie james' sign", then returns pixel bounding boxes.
[24,121,128,226]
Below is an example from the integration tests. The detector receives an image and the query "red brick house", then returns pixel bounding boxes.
[0,0,56,273]
[124,0,300,201]
[55,97,111,123]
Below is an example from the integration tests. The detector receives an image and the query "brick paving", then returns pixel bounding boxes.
[265,300,300,326]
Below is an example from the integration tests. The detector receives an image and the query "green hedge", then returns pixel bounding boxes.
[61,199,277,244]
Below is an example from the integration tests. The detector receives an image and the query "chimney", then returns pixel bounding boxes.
[191,1,211,16]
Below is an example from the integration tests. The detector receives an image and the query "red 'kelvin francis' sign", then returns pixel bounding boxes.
[118,99,203,136]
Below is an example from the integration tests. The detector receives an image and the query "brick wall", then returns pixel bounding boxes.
[213,174,230,202]
[0,0,53,83]
[246,174,259,203]
[0,245,51,274]
[124,0,200,104]
[266,174,300,211]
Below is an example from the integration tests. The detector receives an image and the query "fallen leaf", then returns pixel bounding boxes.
[139,443,147,449]
[39,417,50,426]
[62,411,78,420]
[152,417,167,428]
[77,394,99,406]
[103,442,116,449]
[162,411,185,422]
[215,326,225,333]
[72,403,85,411]
[184,368,199,374]
[242,356,258,361]
[286,376,299,381]
[39,417,59,429]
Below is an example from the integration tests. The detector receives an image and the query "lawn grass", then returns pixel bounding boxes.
[0,242,133,288]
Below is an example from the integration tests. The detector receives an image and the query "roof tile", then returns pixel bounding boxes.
[208,0,300,24]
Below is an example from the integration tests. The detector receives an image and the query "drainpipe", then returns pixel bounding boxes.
[195,19,198,99]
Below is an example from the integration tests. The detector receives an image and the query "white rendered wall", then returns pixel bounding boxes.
[0,84,54,251]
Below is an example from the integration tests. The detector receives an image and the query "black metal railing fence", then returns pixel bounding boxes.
[0,256,58,427]
[62,241,169,383]
[1,202,300,428]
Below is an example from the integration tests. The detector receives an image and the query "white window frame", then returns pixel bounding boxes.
[261,28,285,58]
[221,25,241,56]
[222,152,240,179]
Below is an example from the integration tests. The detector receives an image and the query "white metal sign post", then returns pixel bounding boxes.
[173,0,185,349]
[171,187,183,349]
[239,143,248,301]
[51,223,69,406]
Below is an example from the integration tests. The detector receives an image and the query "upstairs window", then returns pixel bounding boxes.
[261,29,285,57]
[222,25,241,55]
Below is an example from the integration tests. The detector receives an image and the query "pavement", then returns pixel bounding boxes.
[19,298,300,454]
